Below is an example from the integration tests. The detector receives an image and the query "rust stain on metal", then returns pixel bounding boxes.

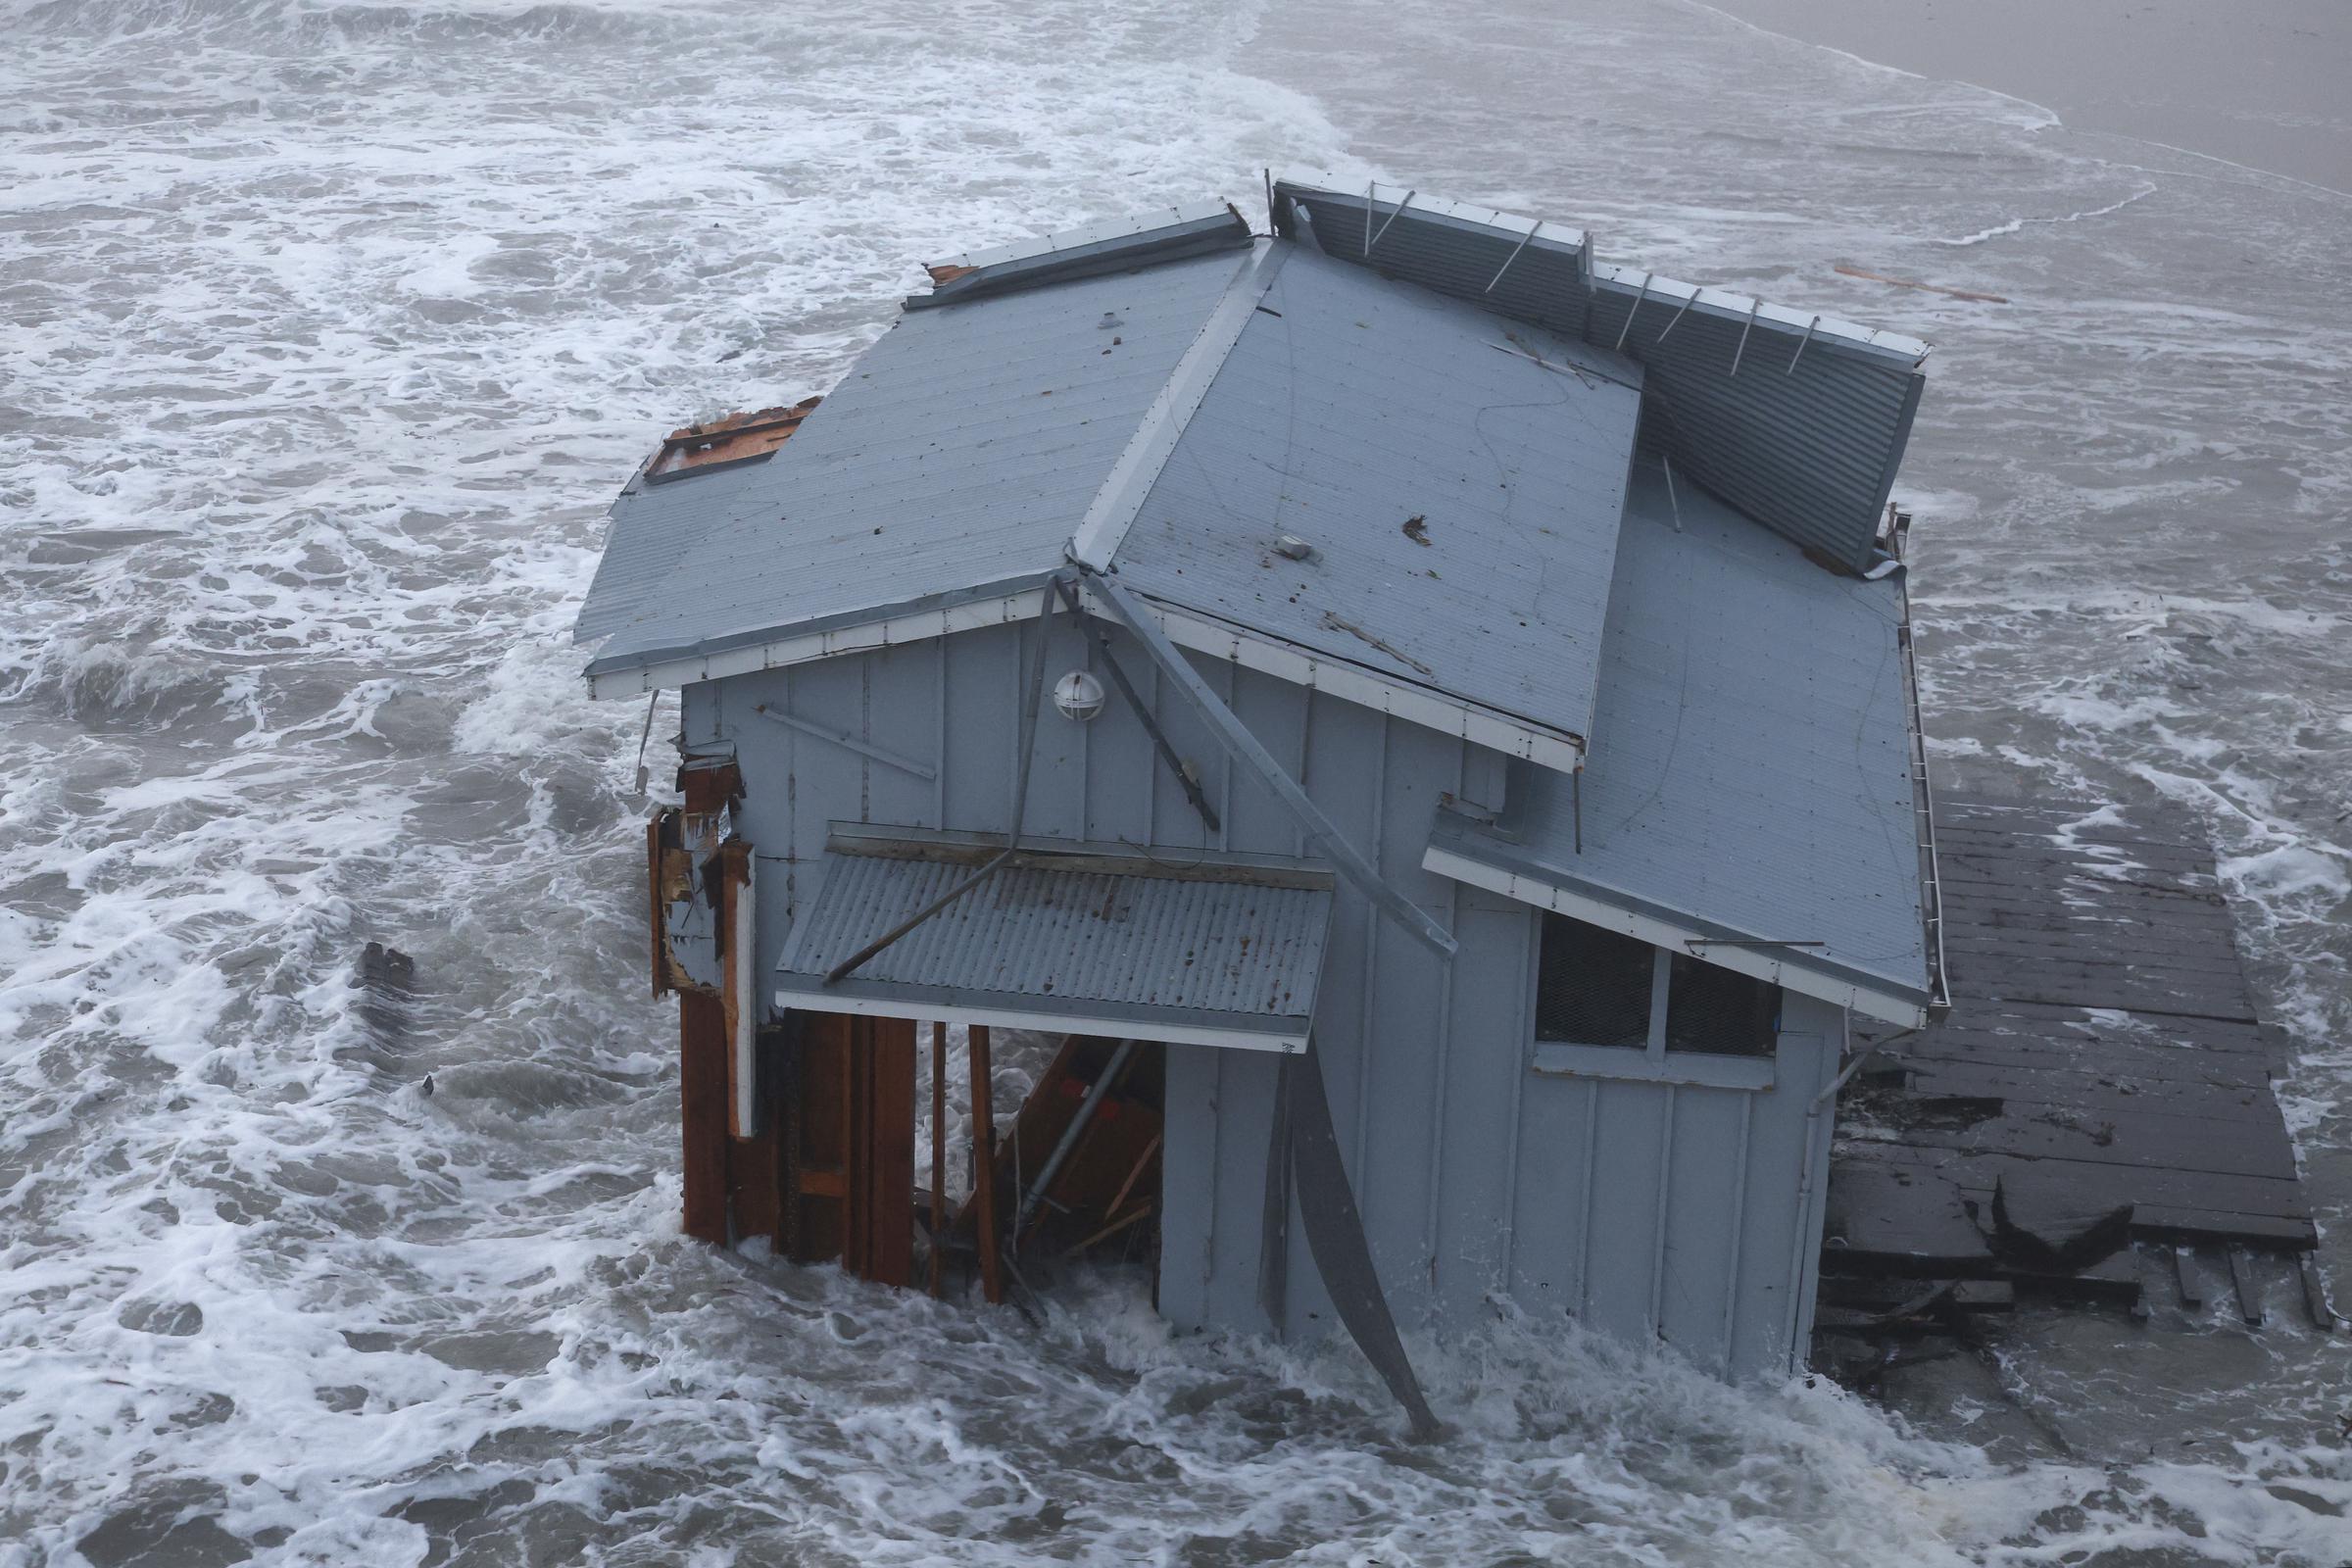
[1320,610,1435,677]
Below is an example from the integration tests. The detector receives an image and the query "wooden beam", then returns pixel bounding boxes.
[678,989,730,1245]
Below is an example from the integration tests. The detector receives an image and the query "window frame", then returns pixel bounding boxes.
[1527,918,1780,1093]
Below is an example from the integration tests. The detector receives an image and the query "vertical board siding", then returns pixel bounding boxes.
[1157,1041,1220,1330]
[1657,1087,1746,1371]
[1431,887,1530,1322]
[682,615,1838,1381]
[1584,1081,1671,1343]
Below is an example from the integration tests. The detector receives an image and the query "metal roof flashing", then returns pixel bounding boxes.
[910,201,1252,310]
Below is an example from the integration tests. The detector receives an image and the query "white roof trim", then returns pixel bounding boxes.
[772,985,1305,1054]
[931,200,1240,274]
[585,580,1589,775]
[585,583,1047,700]
[1092,585,1586,773]
[1068,239,1290,570]
[1422,843,1929,1028]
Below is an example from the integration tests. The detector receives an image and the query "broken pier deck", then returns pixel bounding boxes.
[1823,794,2328,1329]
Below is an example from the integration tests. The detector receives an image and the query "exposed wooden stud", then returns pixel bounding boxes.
[1068,1202,1154,1256]
[678,990,730,1246]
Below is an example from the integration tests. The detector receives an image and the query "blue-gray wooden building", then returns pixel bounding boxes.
[577,177,1945,1404]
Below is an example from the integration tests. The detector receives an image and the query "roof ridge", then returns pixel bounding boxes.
[1066,237,1291,570]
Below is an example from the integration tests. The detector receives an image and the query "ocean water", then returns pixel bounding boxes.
[1,0,2347,1562]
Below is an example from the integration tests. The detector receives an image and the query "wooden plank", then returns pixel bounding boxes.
[854,1014,916,1289]
[1883,1107,2299,1182]
[1903,1061,2285,1123]
[679,990,730,1246]
[1838,1141,2309,1230]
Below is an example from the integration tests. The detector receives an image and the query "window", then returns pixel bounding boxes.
[1664,952,1779,1058]
[1533,913,1783,1064]
[1535,914,1653,1047]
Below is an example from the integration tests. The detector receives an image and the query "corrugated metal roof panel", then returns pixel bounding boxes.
[1112,249,1641,747]
[774,830,1337,1048]
[575,245,1256,670]
[1431,458,1929,1000]
[1274,175,1928,573]
[1586,277,1924,571]
[1276,178,1594,342]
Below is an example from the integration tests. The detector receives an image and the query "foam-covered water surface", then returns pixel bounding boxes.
[1,0,2346,1561]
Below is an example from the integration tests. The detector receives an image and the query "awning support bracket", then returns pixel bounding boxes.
[1055,576,1221,834]
[1084,570,1457,960]
[823,572,1067,984]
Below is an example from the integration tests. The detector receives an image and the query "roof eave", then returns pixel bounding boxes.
[1422,810,1933,1028]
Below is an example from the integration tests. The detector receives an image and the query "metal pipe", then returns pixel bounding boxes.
[1729,297,1761,375]
[1485,220,1542,294]
[1366,189,1415,253]
[1786,314,1820,374]
[1810,1027,1922,1110]
[822,849,1013,984]
[824,573,1064,985]
[1655,285,1699,340]
[1612,271,1653,350]
[1087,570,1457,959]
[1012,1038,1139,1241]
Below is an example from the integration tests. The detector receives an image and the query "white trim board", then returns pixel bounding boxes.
[1422,843,1930,1028]
[772,985,1308,1054]
[586,583,1586,774]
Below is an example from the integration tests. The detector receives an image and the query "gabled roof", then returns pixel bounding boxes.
[1425,459,1932,1024]
[1109,249,1641,757]
[578,244,1251,675]
[579,187,1930,785]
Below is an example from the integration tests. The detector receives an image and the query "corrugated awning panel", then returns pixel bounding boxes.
[775,832,1338,1051]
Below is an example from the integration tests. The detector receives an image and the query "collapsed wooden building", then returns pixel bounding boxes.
[574,178,1968,1412]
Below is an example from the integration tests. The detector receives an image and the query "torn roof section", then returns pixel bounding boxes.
[1426,459,1932,1023]
[577,242,1250,673]
[574,183,1937,1012]
[578,183,1929,776]
[1275,173,1927,574]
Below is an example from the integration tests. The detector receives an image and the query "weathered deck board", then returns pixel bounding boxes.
[1825,793,2315,1284]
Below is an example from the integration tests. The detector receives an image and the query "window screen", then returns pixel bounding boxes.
[1535,914,1654,1047]
[1663,953,1780,1057]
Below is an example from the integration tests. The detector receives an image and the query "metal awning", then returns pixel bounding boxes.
[773,824,1337,1053]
